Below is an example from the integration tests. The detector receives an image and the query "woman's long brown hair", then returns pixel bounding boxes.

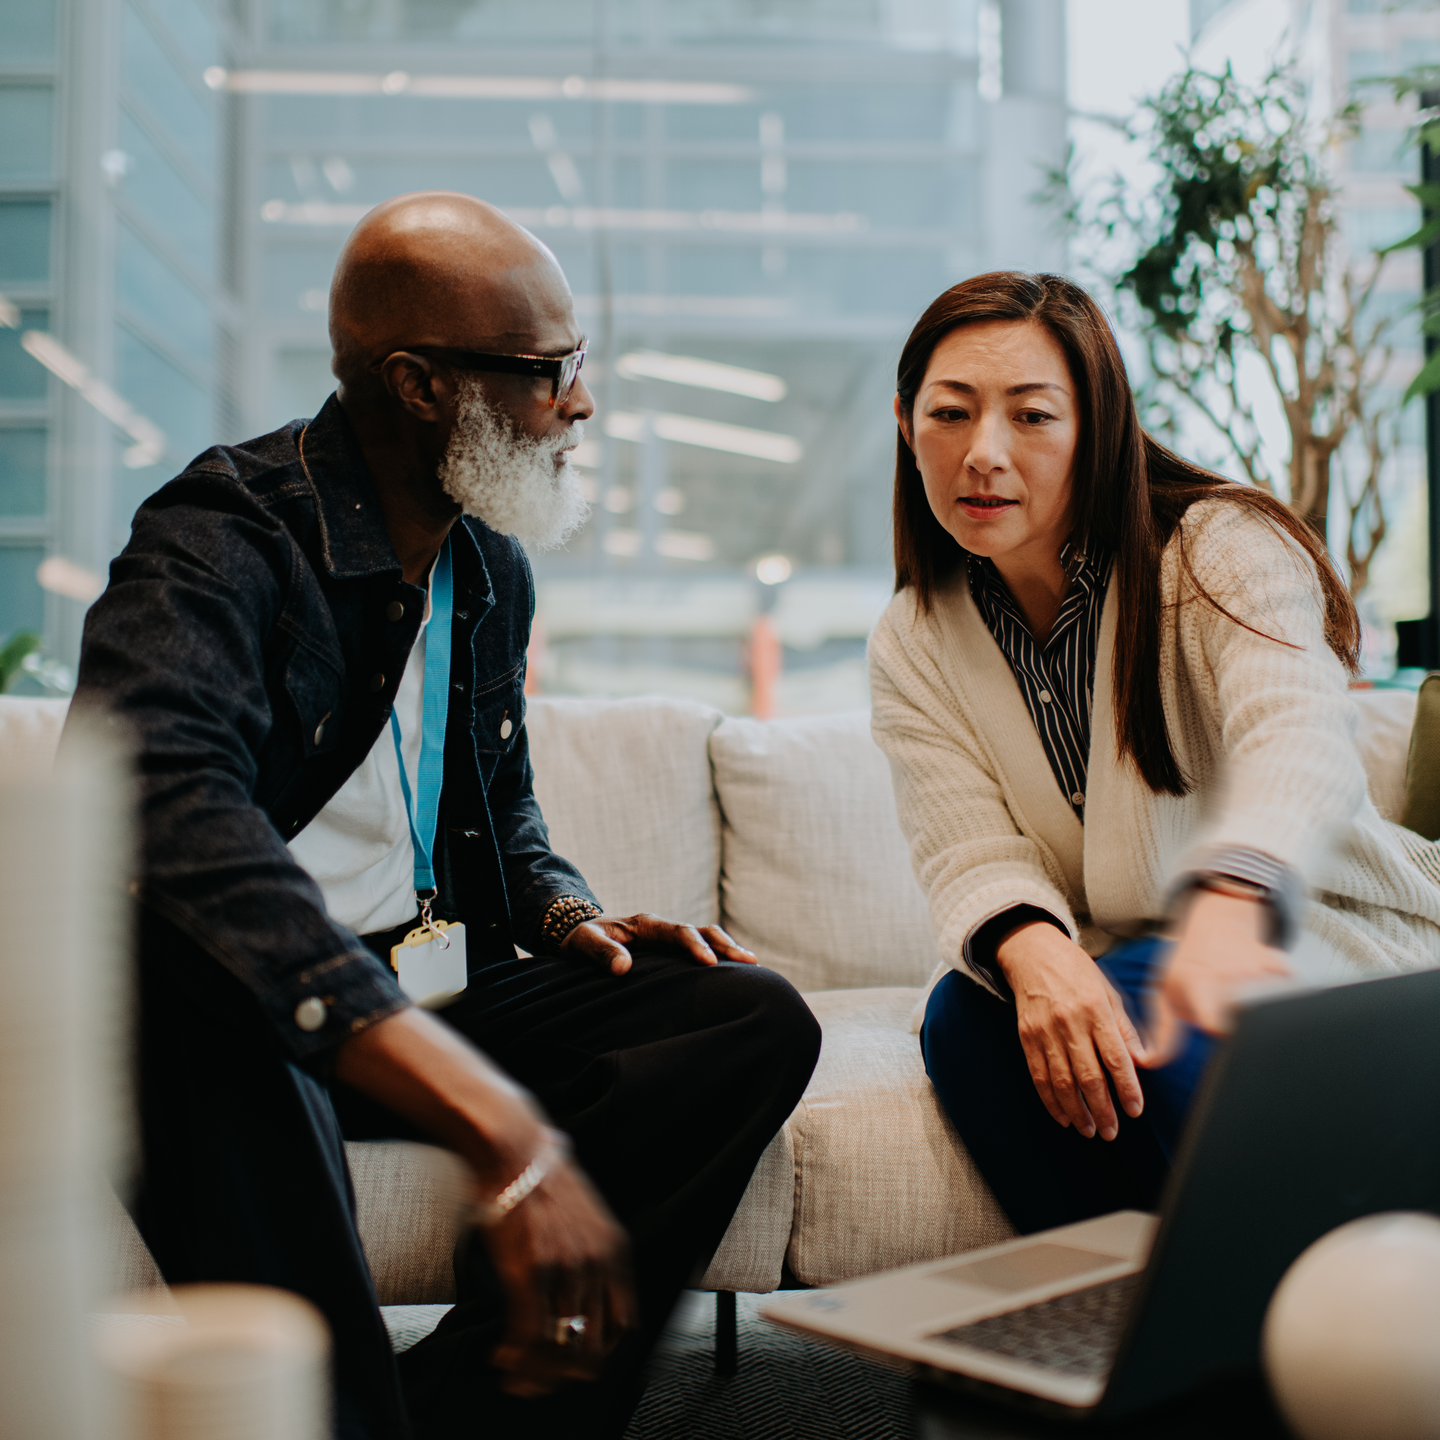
[892,271,1360,796]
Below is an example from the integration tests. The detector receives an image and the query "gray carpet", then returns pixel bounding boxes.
[625,1291,912,1439]
[381,1293,913,1437]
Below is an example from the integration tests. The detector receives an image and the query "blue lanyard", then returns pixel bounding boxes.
[389,537,453,898]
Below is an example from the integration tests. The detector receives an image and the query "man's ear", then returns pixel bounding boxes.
[893,393,914,451]
[378,352,443,422]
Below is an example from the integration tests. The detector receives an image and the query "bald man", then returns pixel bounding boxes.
[71,193,820,1440]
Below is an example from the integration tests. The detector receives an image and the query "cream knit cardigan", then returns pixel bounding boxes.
[869,498,1440,1018]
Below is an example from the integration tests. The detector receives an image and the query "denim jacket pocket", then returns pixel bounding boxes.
[283,640,344,758]
[472,665,525,758]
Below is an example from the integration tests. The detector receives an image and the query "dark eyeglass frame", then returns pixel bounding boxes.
[395,340,588,408]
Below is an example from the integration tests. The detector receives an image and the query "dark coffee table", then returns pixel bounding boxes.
[914,1371,1294,1438]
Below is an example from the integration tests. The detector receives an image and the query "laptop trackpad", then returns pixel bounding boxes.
[934,1244,1121,1294]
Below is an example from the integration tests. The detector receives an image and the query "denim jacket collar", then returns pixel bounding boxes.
[297,394,405,581]
[296,392,495,614]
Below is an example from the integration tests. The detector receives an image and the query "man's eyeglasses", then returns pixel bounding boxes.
[397,340,588,408]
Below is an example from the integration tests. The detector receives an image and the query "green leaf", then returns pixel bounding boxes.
[0,632,40,694]
[1403,348,1440,406]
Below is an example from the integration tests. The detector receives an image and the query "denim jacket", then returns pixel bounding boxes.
[72,394,596,1066]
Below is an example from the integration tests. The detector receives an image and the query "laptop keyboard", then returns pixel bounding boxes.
[927,1272,1140,1379]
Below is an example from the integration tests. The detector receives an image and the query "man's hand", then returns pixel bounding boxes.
[333,1009,636,1394]
[996,922,1148,1141]
[1146,889,1291,1064]
[484,1143,635,1396]
[560,912,757,976]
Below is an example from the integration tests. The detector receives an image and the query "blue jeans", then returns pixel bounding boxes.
[921,937,1217,1234]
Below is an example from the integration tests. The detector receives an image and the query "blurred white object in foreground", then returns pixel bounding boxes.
[96,1285,329,1440]
[0,717,129,1439]
[1263,1212,1440,1440]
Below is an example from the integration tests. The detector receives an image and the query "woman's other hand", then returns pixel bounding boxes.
[995,921,1148,1141]
[1147,890,1291,1063]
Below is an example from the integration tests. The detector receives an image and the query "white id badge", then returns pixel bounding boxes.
[390,920,467,1009]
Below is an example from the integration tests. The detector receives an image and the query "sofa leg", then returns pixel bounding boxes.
[714,1290,738,1377]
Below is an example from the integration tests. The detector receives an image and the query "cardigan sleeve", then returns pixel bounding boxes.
[1167,499,1368,894]
[869,594,1081,994]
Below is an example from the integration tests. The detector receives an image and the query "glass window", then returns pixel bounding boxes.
[258,247,339,320]
[0,429,47,517]
[142,0,220,74]
[267,348,335,431]
[117,112,215,277]
[0,201,51,285]
[1346,50,1393,85]
[1348,129,1414,176]
[0,86,54,183]
[1400,38,1440,70]
[1347,205,1423,254]
[0,0,56,62]
[0,545,45,643]
[116,223,214,370]
[115,325,211,478]
[121,3,215,178]
[0,308,49,401]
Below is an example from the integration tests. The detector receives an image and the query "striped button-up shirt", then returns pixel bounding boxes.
[962,546,1294,990]
[967,545,1111,820]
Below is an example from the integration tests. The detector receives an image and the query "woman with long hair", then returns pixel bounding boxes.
[869,271,1440,1234]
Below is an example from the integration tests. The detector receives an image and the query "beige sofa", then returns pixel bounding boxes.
[0,686,1420,1328]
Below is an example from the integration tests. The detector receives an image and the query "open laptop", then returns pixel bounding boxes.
[762,968,1440,1422]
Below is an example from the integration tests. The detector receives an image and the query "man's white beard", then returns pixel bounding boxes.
[437,376,590,550]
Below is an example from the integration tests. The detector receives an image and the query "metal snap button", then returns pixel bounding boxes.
[386,600,404,622]
[369,672,385,692]
[500,717,513,740]
[294,997,326,1032]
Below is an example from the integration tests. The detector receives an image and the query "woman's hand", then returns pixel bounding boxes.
[1146,890,1291,1063]
[996,921,1148,1140]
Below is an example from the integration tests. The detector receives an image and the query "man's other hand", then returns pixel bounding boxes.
[485,1141,635,1396]
[560,912,757,975]
[332,1009,638,1394]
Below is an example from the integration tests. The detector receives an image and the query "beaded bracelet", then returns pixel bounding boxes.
[540,894,603,950]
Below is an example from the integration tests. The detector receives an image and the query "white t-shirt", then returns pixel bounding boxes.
[288,571,434,935]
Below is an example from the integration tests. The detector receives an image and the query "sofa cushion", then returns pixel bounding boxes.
[785,987,1013,1287]
[347,1141,470,1305]
[526,696,724,925]
[698,1123,795,1293]
[1354,686,1417,825]
[710,712,938,992]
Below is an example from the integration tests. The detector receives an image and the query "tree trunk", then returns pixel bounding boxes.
[1291,438,1331,544]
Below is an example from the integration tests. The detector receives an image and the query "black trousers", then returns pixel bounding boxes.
[132,922,820,1440]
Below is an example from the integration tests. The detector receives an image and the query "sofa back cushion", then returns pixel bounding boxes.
[0,696,70,776]
[710,711,937,992]
[524,695,724,925]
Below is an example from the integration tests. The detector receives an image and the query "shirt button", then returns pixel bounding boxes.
[1037,690,1052,704]
[369,672,385,693]
[1072,791,1085,806]
[500,718,513,739]
[386,600,405,622]
[294,997,327,1032]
